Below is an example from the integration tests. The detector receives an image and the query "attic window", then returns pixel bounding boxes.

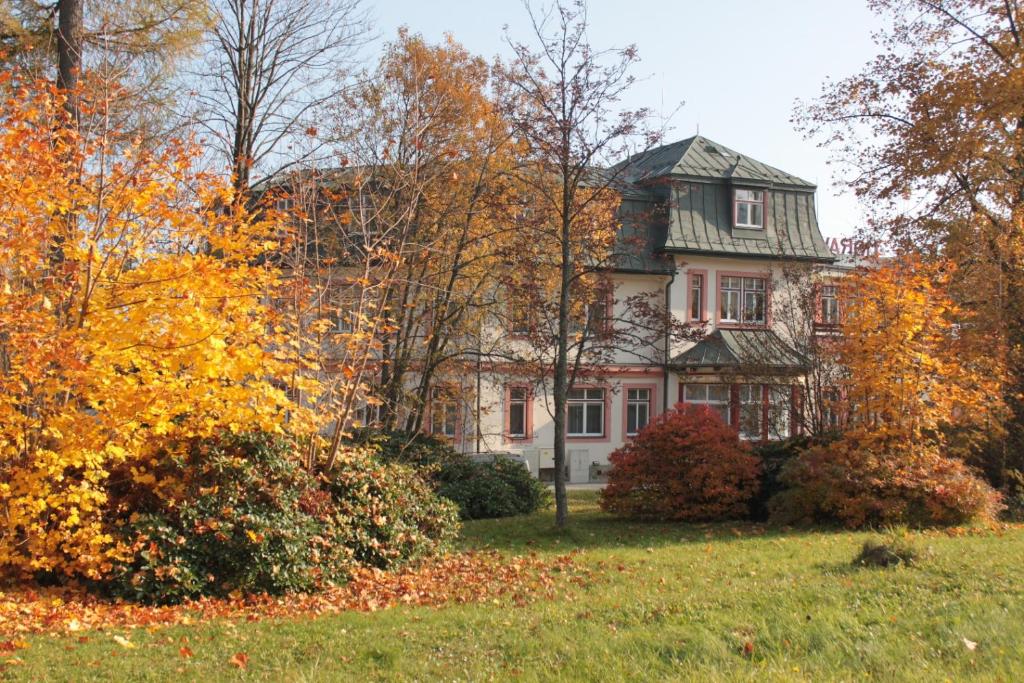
[734,189,764,229]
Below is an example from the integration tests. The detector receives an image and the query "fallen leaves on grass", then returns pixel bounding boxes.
[0,552,591,636]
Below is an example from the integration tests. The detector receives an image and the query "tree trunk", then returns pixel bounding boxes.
[56,0,83,125]
[552,190,572,528]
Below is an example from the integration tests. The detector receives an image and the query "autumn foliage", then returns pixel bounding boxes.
[771,259,1002,527]
[0,75,318,580]
[600,404,761,521]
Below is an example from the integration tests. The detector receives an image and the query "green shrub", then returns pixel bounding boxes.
[436,457,551,520]
[108,432,347,604]
[749,435,837,521]
[324,447,461,568]
[346,428,463,471]
[600,404,761,521]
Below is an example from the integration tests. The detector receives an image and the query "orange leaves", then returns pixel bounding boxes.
[0,552,589,637]
[0,74,320,580]
[229,652,249,669]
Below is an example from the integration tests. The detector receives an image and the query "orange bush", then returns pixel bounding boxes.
[600,404,761,521]
[769,431,1003,528]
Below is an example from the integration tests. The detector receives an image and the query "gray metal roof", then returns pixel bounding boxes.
[662,183,834,260]
[671,329,805,370]
[611,198,675,274]
[616,135,815,188]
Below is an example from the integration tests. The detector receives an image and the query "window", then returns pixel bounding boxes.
[822,386,842,430]
[819,285,839,325]
[355,402,382,427]
[689,273,704,321]
[274,196,294,212]
[720,276,766,325]
[683,384,731,424]
[567,388,605,437]
[768,386,791,439]
[336,308,354,334]
[626,388,651,435]
[508,387,529,438]
[738,385,762,440]
[430,387,458,438]
[508,299,531,337]
[570,298,609,336]
[734,189,764,228]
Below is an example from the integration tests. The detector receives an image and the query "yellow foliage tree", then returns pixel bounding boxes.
[772,257,1003,527]
[0,74,317,579]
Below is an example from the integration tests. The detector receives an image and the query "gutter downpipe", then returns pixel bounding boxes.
[663,263,678,413]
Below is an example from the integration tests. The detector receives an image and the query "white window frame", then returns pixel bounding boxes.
[430,388,458,438]
[820,285,839,325]
[738,384,763,440]
[734,189,764,229]
[626,388,651,436]
[508,387,528,438]
[689,273,703,321]
[720,276,766,325]
[567,388,605,437]
[683,384,731,425]
[768,386,791,439]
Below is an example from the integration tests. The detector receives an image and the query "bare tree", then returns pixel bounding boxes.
[194,0,371,201]
[496,0,663,527]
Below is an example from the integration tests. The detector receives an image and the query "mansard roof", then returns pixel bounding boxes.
[615,135,815,188]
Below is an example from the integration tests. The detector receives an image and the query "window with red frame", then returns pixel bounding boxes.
[689,273,704,321]
[507,387,529,438]
[429,387,458,437]
[567,388,605,436]
[720,276,766,325]
[819,284,839,325]
[626,388,651,435]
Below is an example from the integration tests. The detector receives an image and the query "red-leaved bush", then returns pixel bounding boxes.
[769,431,1003,528]
[599,403,761,521]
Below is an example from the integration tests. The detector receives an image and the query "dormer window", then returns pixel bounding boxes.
[734,189,764,229]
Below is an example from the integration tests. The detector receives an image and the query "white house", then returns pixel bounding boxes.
[428,136,839,482]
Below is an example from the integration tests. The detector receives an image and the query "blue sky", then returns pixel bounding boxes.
[369,0,886,238]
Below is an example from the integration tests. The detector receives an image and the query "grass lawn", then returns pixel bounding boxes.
[7,490,1024,682]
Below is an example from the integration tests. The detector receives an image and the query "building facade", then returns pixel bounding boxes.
[434,136,839,482]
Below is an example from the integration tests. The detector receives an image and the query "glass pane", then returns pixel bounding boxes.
[636,403,649,431]
[509,403,525,436]
[568,404,584,434]
[737,203,750,224]
[683,385,706,402]
[707,384,730,402]
[627,389,638,401]
[586,389,604,400]
[744,278,765,290]
[626,404,638,434]
[585,403,603,435]
[714,404,731,425]
[510,387,527,400]
[634,388,650,401]
[744,291,765,323]
[567,389,584,400]
[750,203,763,227]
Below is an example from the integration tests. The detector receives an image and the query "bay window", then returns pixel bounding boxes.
[738,385,762,440]
[567,388,605,437]
[768,386,791,439]
[683,384,731,424]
